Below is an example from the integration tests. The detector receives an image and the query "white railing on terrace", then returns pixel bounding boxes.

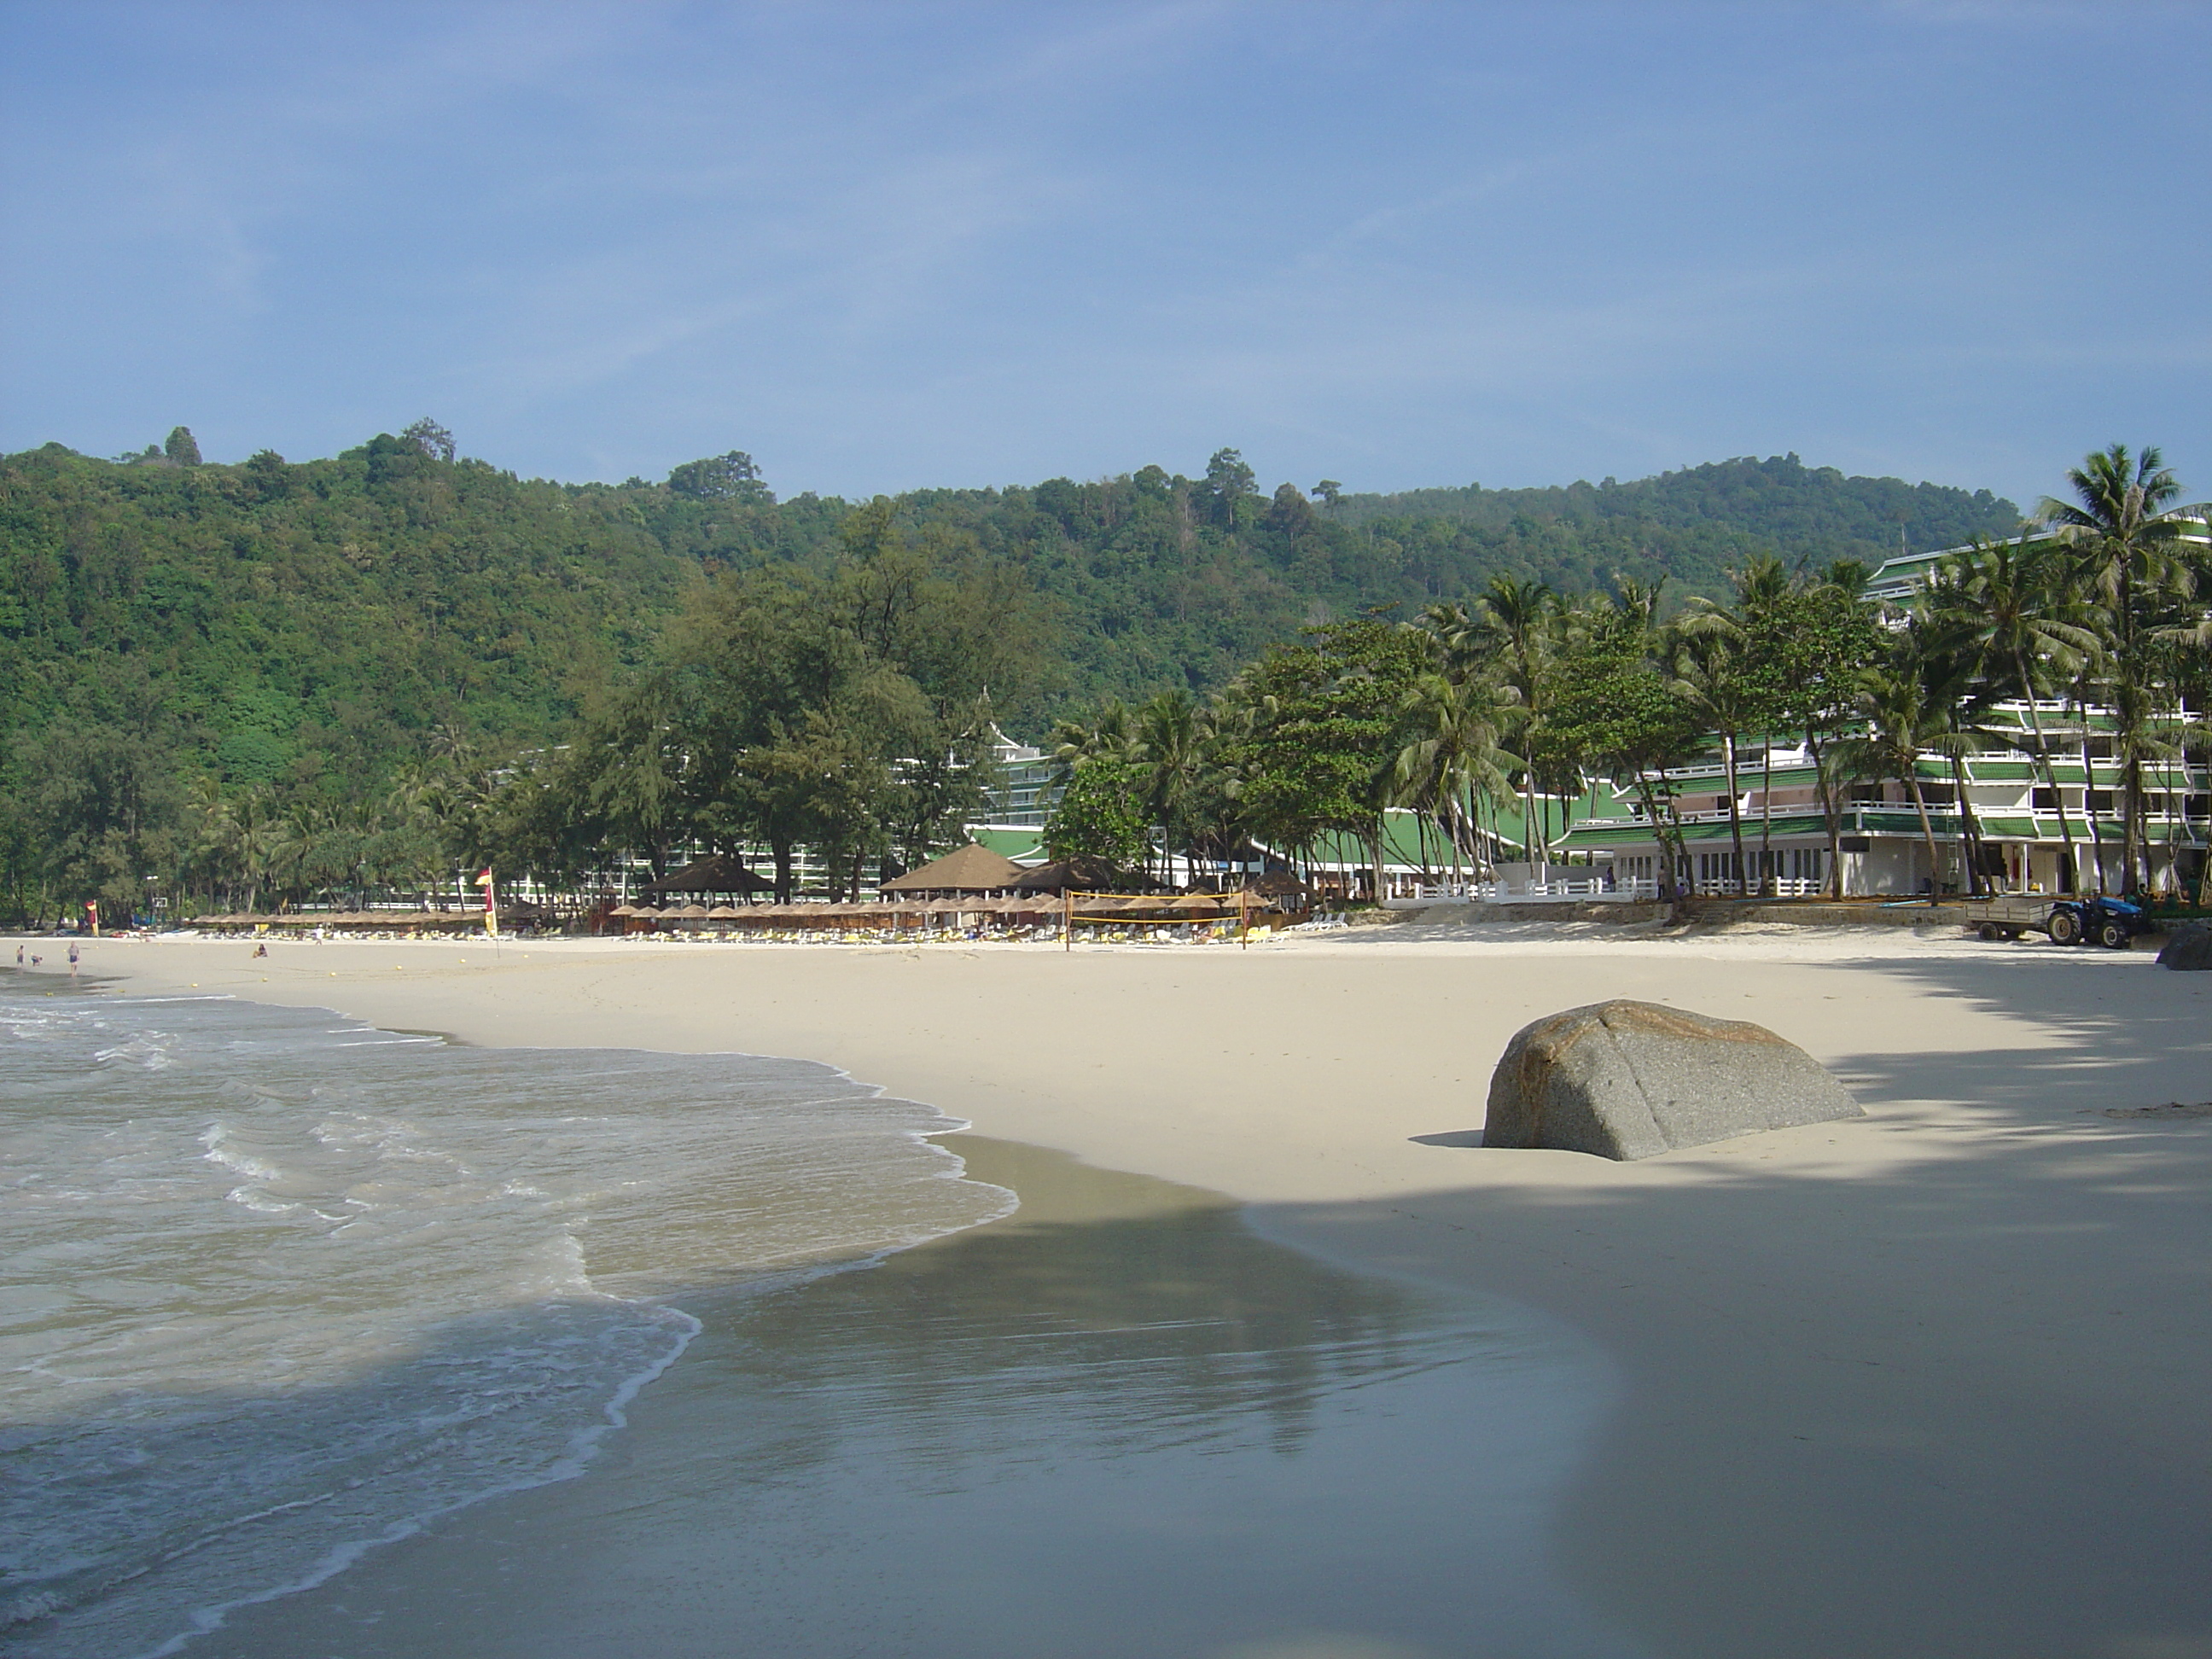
[1408,877,1652,902]
[1407,875,1831,905]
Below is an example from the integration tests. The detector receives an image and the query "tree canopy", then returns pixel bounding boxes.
[0,427,2064,922]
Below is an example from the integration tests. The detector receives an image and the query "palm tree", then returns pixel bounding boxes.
[1050,701,1138,771]
[1130,690,1213,885]
[1933,538,2098,893]
[178,777,236,911]
[1728,556,1794,894]
[1839,637,1953,898]
[1412,601,1485,678]
[1471,576,1557,877]
[1391,672,1516,890]
[1908,576,2002,897]
[2040,444,2209,894]
[1668,626,1762,894]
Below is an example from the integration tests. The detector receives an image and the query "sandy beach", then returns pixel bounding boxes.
[35,921,2212,1657]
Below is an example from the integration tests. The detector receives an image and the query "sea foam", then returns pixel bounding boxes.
[0,982,1010,1657]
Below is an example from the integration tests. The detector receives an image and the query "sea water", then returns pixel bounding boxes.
[193,1138,1644,1659]
[0,982,1010,1658]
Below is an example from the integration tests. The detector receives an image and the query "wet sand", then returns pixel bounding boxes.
[187,1138,1635,1659]
[47,925,2212,1656]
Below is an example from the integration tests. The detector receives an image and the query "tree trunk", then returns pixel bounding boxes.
[1947,750,1984,897]
[772,837,795,905]
[1906,769,1943,899]
[2115,564,2139,897]
[2121,754,2144,899]
[2079,727,2109,895]
[1522,777,1539,883]
[1757,737,1776,895]
[1657,802,1691,913]
[1722,731,1746,895]
[2017,672,2077,894]
[1809,728,1845,898]
[1633,775,1680,903]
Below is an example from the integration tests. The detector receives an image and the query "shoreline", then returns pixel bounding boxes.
[183,1135,1635,1659]
[26,928,2212,1656]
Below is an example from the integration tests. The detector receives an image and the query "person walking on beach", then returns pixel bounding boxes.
[14,945,21,969]
[68,942,79,976]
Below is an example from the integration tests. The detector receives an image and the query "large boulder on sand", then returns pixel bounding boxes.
[2157,923,2212,970]
[1484,999,1862,1161]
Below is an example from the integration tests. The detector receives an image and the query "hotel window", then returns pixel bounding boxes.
[2086,791,2116,812]
[2031,787,2058,811]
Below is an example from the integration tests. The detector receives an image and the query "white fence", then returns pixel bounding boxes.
[1402,875,1830,905]
[1402,878,1654,904]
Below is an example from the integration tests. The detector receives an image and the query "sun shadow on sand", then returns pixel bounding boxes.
[1295,949,2212,1659]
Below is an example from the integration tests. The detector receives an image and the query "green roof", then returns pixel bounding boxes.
[966,824,1045,863]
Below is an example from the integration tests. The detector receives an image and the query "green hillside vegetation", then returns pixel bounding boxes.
[1330,453,2017,591]
[1043,445,2203,911]
[0,423,2024,922]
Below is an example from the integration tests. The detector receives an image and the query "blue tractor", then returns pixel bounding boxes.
[2045,894,2148,950]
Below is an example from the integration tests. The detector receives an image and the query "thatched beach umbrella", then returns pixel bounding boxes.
[1167,894,1230,917]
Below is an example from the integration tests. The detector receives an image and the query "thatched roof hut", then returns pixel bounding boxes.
[643,855,775,900]
[1009,856,1123,895]
[878,842,1026,897]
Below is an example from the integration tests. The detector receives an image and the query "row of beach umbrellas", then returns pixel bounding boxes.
[606,893,1272,923]
[611,898,1067,923]
[1066,894,1246,916]
[184,894,1275,930]
[193,911,498,927]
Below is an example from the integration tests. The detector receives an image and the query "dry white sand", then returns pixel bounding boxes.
[33,923,2212,1656]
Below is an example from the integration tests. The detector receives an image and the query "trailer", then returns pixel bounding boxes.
[1964,894,2148,948]
[1963,895,2053,941]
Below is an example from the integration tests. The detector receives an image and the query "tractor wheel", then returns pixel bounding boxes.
[1976,922,2003,941]
[2048,911,2081,946]
[2098,921,2130,950]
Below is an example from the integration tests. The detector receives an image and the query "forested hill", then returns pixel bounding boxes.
[0,433,2017,800]
[1332,453,2017,562]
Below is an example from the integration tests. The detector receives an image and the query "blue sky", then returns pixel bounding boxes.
[3,2,2206,508]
